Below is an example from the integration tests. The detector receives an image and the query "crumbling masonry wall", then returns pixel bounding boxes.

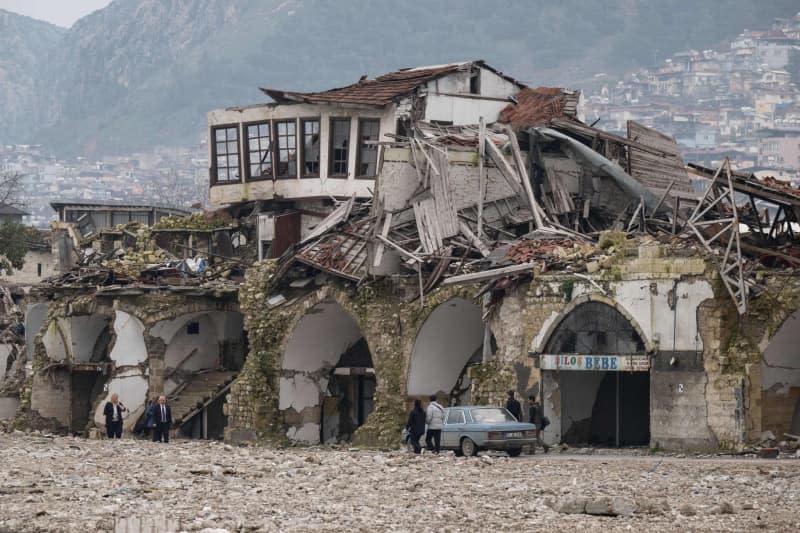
[18,290,239,435]
[226,261,488,447]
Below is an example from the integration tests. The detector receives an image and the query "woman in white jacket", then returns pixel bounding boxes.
[425,394,445,454]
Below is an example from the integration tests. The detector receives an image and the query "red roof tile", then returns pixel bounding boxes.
[261,60,524,107]
[498,87,580,129]
[262,64,468,107]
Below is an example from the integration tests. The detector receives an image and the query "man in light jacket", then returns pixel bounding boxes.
[425,394,445,454]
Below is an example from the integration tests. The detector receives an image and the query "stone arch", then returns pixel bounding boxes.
[33,307,116,434]
[408,297,489,405]
[537,296,651,447]
[279,294,375,444]
[147,309,245,439]
[533,293,655,355]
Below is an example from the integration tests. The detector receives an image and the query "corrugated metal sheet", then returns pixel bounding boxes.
[627,121,694,194]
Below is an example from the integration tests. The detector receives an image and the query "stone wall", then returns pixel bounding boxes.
[19,289,240,435]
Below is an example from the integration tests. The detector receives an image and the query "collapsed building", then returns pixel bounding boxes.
[8,61,800,451]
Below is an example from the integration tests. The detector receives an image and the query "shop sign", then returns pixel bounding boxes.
[540,354,650,372]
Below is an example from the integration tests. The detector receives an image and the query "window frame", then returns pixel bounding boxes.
[355,118,380,179]
[243,120,275,182]
[273,119,299,180]
[210,124,242,185]
[328,117,352,178]
[446,409,465,425]
[299,117,322,179]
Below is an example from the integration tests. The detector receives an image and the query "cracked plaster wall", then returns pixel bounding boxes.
[279,300,363,443]
[150,310,243,395]
[92,370,149,433]
[408,297,483,397]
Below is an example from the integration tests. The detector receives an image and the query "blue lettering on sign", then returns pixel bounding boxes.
[602,357,609,369]
[570,356,577,366]
[585,357,592,369]
[610,358,618,370]
[594,357,600,369]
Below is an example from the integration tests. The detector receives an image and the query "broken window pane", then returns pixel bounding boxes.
[275,120,297,178]
[357,119,380,177]
[212,126,240,183]
[302,119,320,177]
[246,122,272,179]
[330,118,351,176]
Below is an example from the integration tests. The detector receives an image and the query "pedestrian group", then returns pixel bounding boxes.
[405,391,549,455]
[102,393,172,442]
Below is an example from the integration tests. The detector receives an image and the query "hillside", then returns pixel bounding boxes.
[1,0,798,156]
[0,10,65,142]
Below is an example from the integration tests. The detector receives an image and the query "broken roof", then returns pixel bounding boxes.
[498,87,580,130]
[0,203,29,217]
[261,60,524,107]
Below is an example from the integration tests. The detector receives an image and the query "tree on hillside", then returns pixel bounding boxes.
[0,170,23,207]
[0,171,29,275]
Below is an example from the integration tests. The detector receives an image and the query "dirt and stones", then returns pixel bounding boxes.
[0,432,798,532]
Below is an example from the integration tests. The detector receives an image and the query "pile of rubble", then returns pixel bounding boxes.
[0,287,25,396]
[273,99,800,313]
[44,211,250,291]
[1,432,799,532]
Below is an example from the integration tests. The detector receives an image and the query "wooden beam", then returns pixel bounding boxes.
[376,234,423,263]
[477,117,486,239]
[441,262,537,287]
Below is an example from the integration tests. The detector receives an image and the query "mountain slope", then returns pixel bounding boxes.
[1,0,798,156]
[0,10,65,142]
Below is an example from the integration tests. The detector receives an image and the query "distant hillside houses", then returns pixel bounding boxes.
[585,12,800,183]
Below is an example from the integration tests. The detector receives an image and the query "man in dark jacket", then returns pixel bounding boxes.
[103,393,126,438]
[505,390,522,421]
[406,399,426,454]
[528,394,550,453]
[152,395,172,443]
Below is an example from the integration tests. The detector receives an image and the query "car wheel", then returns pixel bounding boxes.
[507,448,522,457]
[454,448,464,457]
[460,437,477,457]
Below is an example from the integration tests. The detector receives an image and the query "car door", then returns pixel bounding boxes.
[442,408,466,448]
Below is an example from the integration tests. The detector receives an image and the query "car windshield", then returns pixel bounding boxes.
[469,408,517,423]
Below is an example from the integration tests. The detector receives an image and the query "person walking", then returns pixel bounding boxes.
[406,399,426,454]
[425,394,445,454]
[144,398,157,439]
[103,393,126,439]
[528,394,550,453]
[152,395,172,443]
[505,390,522,421]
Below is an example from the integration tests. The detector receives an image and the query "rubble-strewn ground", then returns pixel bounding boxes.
[1,433,799,532]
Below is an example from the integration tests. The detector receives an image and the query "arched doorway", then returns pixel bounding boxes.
[150,310,246,439]
[35,313,114,434]
[408,298,490,405]
[280,299,375,444]
[761,309,800,436]
[542,300,649,447]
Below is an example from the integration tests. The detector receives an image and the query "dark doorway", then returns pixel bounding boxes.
[180,393,227,440]
[321,337,375,443]
[70,369,104,435]
[544,301,650,447]
[589,372,650,446]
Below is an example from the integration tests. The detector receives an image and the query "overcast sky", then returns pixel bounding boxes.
[0,0,112,27]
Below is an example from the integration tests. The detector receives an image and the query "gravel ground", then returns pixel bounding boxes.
[0,432,799,532]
